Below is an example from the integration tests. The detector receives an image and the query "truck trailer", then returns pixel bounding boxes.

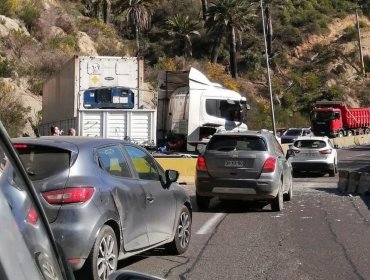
[39,55,157,147]
[157,68,249,152]
[311,100,370,137]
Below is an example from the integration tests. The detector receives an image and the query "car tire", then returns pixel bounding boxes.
[329,168,335,177]
[84,225,118,280]
[271,181,284,212]
[167,205,191,255]
[196,192,211,210]
[283,180,293,201]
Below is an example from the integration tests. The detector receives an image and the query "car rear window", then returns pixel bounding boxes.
[293,140,326,149]
[207,135,267,151]
[283,129,302,136]
[14,145,70,181]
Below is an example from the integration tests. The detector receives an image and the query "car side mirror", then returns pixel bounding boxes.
[286,149,295,159]
[164,169,179,189]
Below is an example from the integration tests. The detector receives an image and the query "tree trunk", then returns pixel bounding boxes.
[229,24,238,79]
[103,0,111,24]
[201,0,208,20]
[184,35,193,57]
[211,26,224,63]
[135,25,140,55]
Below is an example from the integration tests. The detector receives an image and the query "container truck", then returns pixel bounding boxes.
[157,68,249,152]
[39,55,157,147]
[311,100,370,137]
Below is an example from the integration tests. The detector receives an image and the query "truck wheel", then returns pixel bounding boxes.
[338,131,344,137]
[347,130,353,136]
[365,128,370,134]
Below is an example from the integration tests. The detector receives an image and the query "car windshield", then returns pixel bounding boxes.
[293,140,326,149]
[207,135,267,151]
[14,145,70,181]
[283,129,302,136]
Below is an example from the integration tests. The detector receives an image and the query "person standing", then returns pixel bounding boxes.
[68,128,76,136]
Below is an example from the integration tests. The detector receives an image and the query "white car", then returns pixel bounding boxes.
[287,136,338,177]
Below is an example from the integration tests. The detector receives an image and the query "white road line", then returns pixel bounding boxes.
[196,213,226,235]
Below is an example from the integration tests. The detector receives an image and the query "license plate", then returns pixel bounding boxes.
[225,160,243,167]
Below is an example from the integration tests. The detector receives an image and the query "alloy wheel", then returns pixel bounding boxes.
[97,234,117,280]
[178,211,191,248]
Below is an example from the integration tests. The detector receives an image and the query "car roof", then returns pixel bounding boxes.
[213,130,271,137]
[294,136,329,141]
[12,136,130,150]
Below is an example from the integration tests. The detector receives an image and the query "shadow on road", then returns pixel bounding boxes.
[190,194,273,214]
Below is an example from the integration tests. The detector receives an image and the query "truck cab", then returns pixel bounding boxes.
[157,68,249,152]
[311,107,343,137]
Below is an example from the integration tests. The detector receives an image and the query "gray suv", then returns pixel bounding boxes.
[12,136,192,280]
[195,130,293,211]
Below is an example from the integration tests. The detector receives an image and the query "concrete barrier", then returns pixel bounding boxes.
[338,170,349,193]
[347,171,361,194]
[155,157,197,185]
[357,173,370,195]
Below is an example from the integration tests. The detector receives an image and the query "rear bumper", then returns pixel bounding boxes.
[196,177,279,200]
[291,162,334,171]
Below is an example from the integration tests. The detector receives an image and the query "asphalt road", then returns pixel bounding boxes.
[116,145,370,280]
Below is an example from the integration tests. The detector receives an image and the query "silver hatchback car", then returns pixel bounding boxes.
[12,136,192,280]
[195,130,293,211]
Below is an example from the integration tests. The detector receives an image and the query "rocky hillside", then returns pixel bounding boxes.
[1,0,370,135]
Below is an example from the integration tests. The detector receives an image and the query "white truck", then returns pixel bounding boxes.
[39,55,157,147]
[157,68,249,152]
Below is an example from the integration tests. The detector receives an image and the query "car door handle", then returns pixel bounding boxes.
[146,195,154,203]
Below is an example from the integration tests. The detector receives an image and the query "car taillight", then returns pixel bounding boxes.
[13,143,28,149]
[319,149,332,154]
[26,207,38,225]
[196,156,207,171]
[262,157,276,173]
[42,187,94,205]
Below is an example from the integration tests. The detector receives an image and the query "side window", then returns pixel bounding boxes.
[125,145,160,181]
[97,146,132,178]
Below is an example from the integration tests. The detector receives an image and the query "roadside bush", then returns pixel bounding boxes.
[0,57,14,77]
[0,0,19,17]
[341,26,357,42]
[0,81,31,137]
[46,34,79,53]
[17,1,40,31]
[5,29,35,59]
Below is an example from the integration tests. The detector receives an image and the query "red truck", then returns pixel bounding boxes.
[311,101,370,137]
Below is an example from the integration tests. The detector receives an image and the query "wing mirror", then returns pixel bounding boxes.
[286,149,295,159]
[164,169,179,189]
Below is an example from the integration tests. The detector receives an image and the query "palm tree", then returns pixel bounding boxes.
[200,0,208,20]
[205,0,256,78]
[113,0,156,54]
[166,14,200,57]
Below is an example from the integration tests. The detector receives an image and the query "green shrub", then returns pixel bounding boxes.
[0,0,19,17]
[0,58,14,78]
[46,34,79,53]
[0,81,31,137]
[18,1,40,31]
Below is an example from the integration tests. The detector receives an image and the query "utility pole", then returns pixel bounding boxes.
[356,9,365,75]
[260,0,276,136]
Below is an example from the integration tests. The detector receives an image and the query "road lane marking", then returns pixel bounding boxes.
[196,213,226,235]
